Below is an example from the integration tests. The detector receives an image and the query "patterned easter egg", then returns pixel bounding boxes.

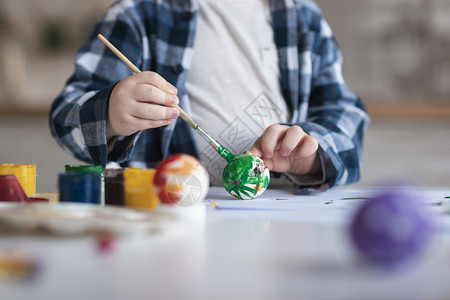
[349,187,432,266]
[222,154,270,200]
[154,154,209,207]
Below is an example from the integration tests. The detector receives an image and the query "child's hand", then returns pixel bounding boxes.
[106,71,179,138]
[247,124,322,176]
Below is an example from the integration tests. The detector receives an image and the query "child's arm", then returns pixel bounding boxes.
[248,3,370,192]
[49,1,164,167]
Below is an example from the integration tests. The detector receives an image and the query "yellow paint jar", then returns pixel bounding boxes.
[124,168,159,210]
[2,164,37,196]
[0,164,12,175]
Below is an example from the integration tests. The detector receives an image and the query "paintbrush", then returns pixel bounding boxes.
[97,34,236,162]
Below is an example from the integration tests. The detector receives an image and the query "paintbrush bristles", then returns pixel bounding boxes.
[97,34,198,129]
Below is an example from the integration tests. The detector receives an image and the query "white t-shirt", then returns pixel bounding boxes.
[186,0,290,185]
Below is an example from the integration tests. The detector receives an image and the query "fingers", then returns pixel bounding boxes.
[247,124,320,175]
[134,117,175,129]
[131,102,179,121]
[247,138,263,157]
[107,71,180,138]
[250,124,319,159]
[258,124,286,159]
[133,71,178,95]
[277,126,318,158]
[133,84,179,107]
[132,72,179,107]
[279,125,304,157]
[293,135,318,158]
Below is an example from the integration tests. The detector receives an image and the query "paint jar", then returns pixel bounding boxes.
[104,169,124,206]
[0,164,36,196]
[0,175,29,202]
[65,165,104,205]
[123,168,159,210]
[0,164,12,174]
[58,172,101,204]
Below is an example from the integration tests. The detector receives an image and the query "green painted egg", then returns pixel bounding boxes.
[222,154,270,200]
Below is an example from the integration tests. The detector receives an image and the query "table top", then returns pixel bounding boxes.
[1,186,450,300]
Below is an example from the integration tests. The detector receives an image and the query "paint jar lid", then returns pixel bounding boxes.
[8,164,36,177]
[104,168,124,178]
[65,165,103,174]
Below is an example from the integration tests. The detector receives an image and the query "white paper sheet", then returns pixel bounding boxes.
[204,186,450,226]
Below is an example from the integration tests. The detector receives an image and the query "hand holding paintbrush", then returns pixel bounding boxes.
[98,34,233,161]
[97,35,182,139]
[98,34,270,199]
[106,70,180,139]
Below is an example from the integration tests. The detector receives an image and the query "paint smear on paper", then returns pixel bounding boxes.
[340,197,369,200]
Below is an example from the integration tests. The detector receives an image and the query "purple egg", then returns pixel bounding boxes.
[349,187,432,266]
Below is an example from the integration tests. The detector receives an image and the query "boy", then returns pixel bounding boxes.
[50,0,369,192]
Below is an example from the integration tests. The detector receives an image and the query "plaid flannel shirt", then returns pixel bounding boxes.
[50,0,370,192]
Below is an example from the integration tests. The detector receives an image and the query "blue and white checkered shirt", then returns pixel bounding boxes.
[50,0,370,192]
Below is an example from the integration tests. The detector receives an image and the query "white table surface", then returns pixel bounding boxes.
[1,186,450,300]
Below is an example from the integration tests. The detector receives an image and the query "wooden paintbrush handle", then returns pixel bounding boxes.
[176,107,198,129]
[97,34,140,74]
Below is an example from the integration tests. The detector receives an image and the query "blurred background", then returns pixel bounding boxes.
[0,0,449,192]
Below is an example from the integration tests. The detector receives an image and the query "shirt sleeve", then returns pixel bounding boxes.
[292,12,370,192]
[49,1,145,167]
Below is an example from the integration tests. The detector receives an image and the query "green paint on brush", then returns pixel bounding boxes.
[195,126,236,162]
[215,144,236,163]
[222,154,270,200]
